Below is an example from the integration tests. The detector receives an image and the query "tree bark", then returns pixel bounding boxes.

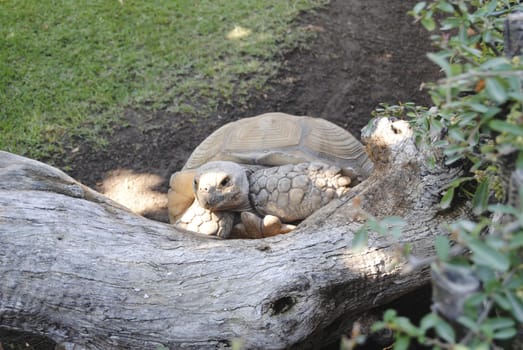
[504,12,523,58]
[0,118,470,349]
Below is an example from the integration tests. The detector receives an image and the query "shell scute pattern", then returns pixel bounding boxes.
[248,162,352,222]
[168,113,374,238]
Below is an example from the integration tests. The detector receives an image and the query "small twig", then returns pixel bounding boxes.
[421,336,455,349]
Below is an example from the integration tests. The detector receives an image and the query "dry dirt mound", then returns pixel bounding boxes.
[65,0,440,222]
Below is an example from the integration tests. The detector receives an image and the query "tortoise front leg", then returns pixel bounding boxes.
[175,199,235,238]
[167,170,197,223]
[230,212,296,239]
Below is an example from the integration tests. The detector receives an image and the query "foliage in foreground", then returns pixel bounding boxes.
[0,0,326,159]
[356,1,523,349]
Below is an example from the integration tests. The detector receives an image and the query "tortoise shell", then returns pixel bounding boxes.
[184,112,373,180]
[168,112,373,223]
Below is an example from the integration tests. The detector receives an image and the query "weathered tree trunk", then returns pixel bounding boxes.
[0,118,469,349]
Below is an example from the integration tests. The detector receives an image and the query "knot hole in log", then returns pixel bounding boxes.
[270,296,297,315]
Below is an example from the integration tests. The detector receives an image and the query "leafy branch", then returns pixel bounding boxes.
[363,1,523,349]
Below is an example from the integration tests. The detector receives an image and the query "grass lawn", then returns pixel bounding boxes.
[0,0,327,159]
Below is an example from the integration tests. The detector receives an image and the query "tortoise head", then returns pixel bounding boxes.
[193,161,251,212]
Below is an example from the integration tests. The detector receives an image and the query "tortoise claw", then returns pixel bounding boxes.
[231,212,296,239]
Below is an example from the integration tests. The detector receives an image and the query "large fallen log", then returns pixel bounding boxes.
[0,118,470,349]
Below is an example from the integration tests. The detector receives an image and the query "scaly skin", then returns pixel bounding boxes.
[175,161,352,238]
[249,162,351,222]
[175,200,234,237]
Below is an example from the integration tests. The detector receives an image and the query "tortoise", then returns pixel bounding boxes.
[168,112,374,238]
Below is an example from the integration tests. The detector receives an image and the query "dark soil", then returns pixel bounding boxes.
[60,0,440,223]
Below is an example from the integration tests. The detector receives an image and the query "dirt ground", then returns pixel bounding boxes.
[61,0,440,223]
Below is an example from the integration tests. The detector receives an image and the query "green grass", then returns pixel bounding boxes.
[0,0,327,159]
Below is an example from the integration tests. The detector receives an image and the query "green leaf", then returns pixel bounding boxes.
[454,346,470,350]
[395,317,419,336]
[458,111,480,125]
[489,120,523,137]
[467,102,489,113]
[456,219,479,233]
[488,204,521,216]
[384,309,397,322]
[485,235,505,250]
[507,275,523,289]
[475,266,496,284]
[484,317,515,330]
[468,237,510,272]
[421,16,436,31]
[352,229,368,251]
[506,291,523,322]
[479,322,495,339]
[444,153,465,165]
[485,77,508,104]
[448,128,466,142]
[450,63,462,76]
[435,319,455,343]
[508,232,523,250]
[465,291,487,307]
[508,76,523,94]
[457,316,479,332]
[483,106,502,119]
[379,216,405,239]
[493,327,517,340]
[427,52,450,75]
[484,278,503,294]
[435,236,450,260]
[484,0,498,14]
[393,335,410,350]
[473,344,490,350]
[441,17,461,30]
[472,180,489,215]
[436,2,454,13]
[493,293,511,311]
[231,338,244,350]
[413,2,427,15]
[433,140,449,148]
[440,187,455,209]
[479,57,511,70]
[381,216,406,227]
[420,313,439,333]
[370,320,387,332]
[462,44,482,58]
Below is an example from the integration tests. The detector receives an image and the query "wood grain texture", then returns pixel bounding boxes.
[0,118,470,349]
